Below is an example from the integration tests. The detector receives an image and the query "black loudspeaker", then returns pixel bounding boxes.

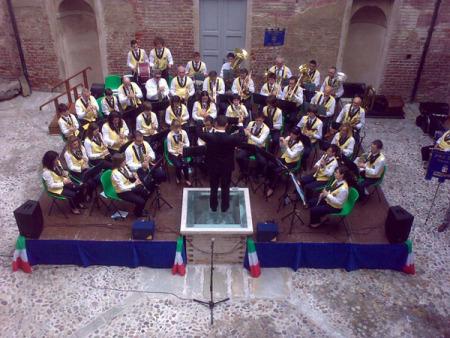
[90,83,105,99]
[343,82,366,99]
[385,206,414,244]
[13,200,44,239]
[419,102,449,117]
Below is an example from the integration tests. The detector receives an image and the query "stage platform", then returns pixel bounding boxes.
[26,170,408,272]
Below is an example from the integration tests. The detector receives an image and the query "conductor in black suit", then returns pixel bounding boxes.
[198,115,245,212]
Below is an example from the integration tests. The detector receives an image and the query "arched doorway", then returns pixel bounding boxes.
[57,0,102,84]
[342,6,388,89]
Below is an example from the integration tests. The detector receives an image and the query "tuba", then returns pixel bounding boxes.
[336,72,347,83]
[298,64,312,85]
[231,48,248,70]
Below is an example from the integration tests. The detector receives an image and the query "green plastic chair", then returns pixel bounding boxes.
[96,96,105,119]
[105,75,122,94]
[42,179,68,219]
[358,165,386,202]
[163,138,192,182]
[99,169,125,218]
[327,187,359,239]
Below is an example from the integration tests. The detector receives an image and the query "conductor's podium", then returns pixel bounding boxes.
[180,188,253,264]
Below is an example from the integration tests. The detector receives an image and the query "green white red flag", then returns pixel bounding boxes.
[12,235,32,273]
[247,237,261,278]
[172,236,186,276]
[403,239,415,274]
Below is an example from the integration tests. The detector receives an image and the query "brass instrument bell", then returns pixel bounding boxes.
[231,48,248,70]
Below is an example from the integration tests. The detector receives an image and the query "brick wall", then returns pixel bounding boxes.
[0,0,21,80]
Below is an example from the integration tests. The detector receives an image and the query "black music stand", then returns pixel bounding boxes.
[251,147,282,196]
[281,173,307,234]
[151,99,170,113]
[233,143,260,190]
[147,157,173,217]
[253,93,268,107]
[276,99,298,114]
[183,145,207,187]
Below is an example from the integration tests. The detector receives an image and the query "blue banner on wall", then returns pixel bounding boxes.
[425,149,450,183]
[264,29,285,47]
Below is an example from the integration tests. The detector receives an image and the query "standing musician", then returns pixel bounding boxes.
[75,88,99,128]
[237,113,270,177]
[136,102,159,141]
[166,120,192,186]
[232,68,255,113]
[202,71,225,105]
[83,123,112,169]
[192,91,217,124]
[268,56,292,87]
[170,66,195,107]
[220,52,235,78]
[186,52,208,93]
[335,96,365,140]
[265,127,304,198]
[149,36,173,82]
[320,66,344,99]
[42,151,85,215]
[226,94,249,125]
[101,88,120,116]
[127,39,149,81]
[330,123,355,159]
[311,85,336,118]
[58,103,80,139]
[64,136,102,201]
[300,144,339,199]
[118,76,143,130]
[354,139,386,199]
[165,95,189,127]
[260,72,282,98]
[145,69,169,102]
[262,95,283,154]
[102,112,130,154]
[110,153,150,218]
[125,131,165,188]
[308,166,356,228]
[308,60,321,89]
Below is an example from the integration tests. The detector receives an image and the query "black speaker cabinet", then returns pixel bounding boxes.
[419,102,449,117]
[385,206,414,244]
[343,82,366,99]
[90,83,105,99]
[13,200,43,239]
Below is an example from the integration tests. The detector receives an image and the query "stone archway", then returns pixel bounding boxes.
[342,5,388,89]
[57,0,102,84]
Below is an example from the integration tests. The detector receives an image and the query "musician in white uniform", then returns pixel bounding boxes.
[149,36,173,82]
[145,69,169,102]
[320,66,344,99]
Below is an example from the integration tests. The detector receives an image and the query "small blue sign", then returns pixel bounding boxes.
[425,149,450,183]
[264,29,285,47]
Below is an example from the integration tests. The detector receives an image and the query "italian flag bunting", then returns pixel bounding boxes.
[172,236,186,276]
[247,237,261,278]
[12,235,32,273]
[402,239,415,275]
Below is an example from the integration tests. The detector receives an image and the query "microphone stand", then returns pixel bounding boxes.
[193,238,229,325]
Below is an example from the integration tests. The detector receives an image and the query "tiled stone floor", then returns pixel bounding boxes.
[0,93,448,337]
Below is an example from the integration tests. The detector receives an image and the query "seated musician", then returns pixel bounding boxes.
[311,85,336,118]
[136,102,159,141]
[197,116,215,146]
[125,131,165,187]
[166,120,192,186]
[118,76,143,111]
[331,123,355,159]
[335,96,365,140]
[280,76,303,107]
[262,95,283,154]
[57,103,80,139]
[297,105,323,162]
[64,135,102,201]
[110,153,150,218]
[192,91,217,124]
[226,94,249,126]
[232,68,255,113]
[75,88,99,128]
[260,72,282,98]
[265,127,304,198]
[186,52,208,92]
[42,150,85,214]
[354,139,386,199]
[101,88,120,116]
[320,66,344,99]
[269,56,292,87]
[421,129,450,168]
[300,144,339,199]
[308,166,356,228]
[127,39,149,80]
[145,69,169,102]
[170,65,195,106]
[102,112,130,154]
[202,71,225,104]
[219,52,235,78]
[308,60,321,89]
[83,123,112,169]
[165,95,189,127]
[149,36,173,81]
[236,113,270,177]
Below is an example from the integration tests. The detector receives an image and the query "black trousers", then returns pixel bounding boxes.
[236,148,267,176]
[308,197,341,225]
[209,169,232,212]
[118,185,149,217]
[301,174,328,199]
[69,165,103,198]
[269,129,281,154]
[89,157,113,170]
[168,154,190,181]
[356,175,379,198]
[61,185,84,209]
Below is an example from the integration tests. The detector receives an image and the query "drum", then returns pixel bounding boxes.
[137,62,151,85]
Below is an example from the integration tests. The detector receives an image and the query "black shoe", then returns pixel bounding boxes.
[211,207,217,212]
[221,206,229,212]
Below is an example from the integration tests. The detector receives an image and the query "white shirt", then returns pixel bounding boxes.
[167,130,190,155]
[231,77,255,95]
[320,76,344,98]
[170,76,195,98]
[101,96,120,116]
[202,77,226,96]
[297,116,323,141]
[145,78,169,100]
[127,49,149,70]
[58,114,79,136]
[165,105,190,126]
[75,96,99,120]
[42,169,64,191]
[125,141,156,171]
[64,147,89,173]
[325,180,348,207]
[354,152,386,177]
[269,65,292,80]
[111,167,136,192]
[281,136,304,160]
[336,104,366,130]
[264,106,283,130]
[185,61,208,76]
[118,83,143,108]
[247,122,270,146]
[136,111,159,135]
[220,62,232,78]
[280,85,303,106]
[102,121,130,147]
[311,92,336,117]
[192,102,217,121]
[226,104,249,119]
[84,135,108,160]
[314,155,338,178]
[331,133,355,157]
[149,48,174,68]
[260,83,282,97]
[309,69,321,88]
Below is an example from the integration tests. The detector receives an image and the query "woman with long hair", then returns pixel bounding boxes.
[192,90,217,123]
[84,123,113,169]
[102,111,130,154]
